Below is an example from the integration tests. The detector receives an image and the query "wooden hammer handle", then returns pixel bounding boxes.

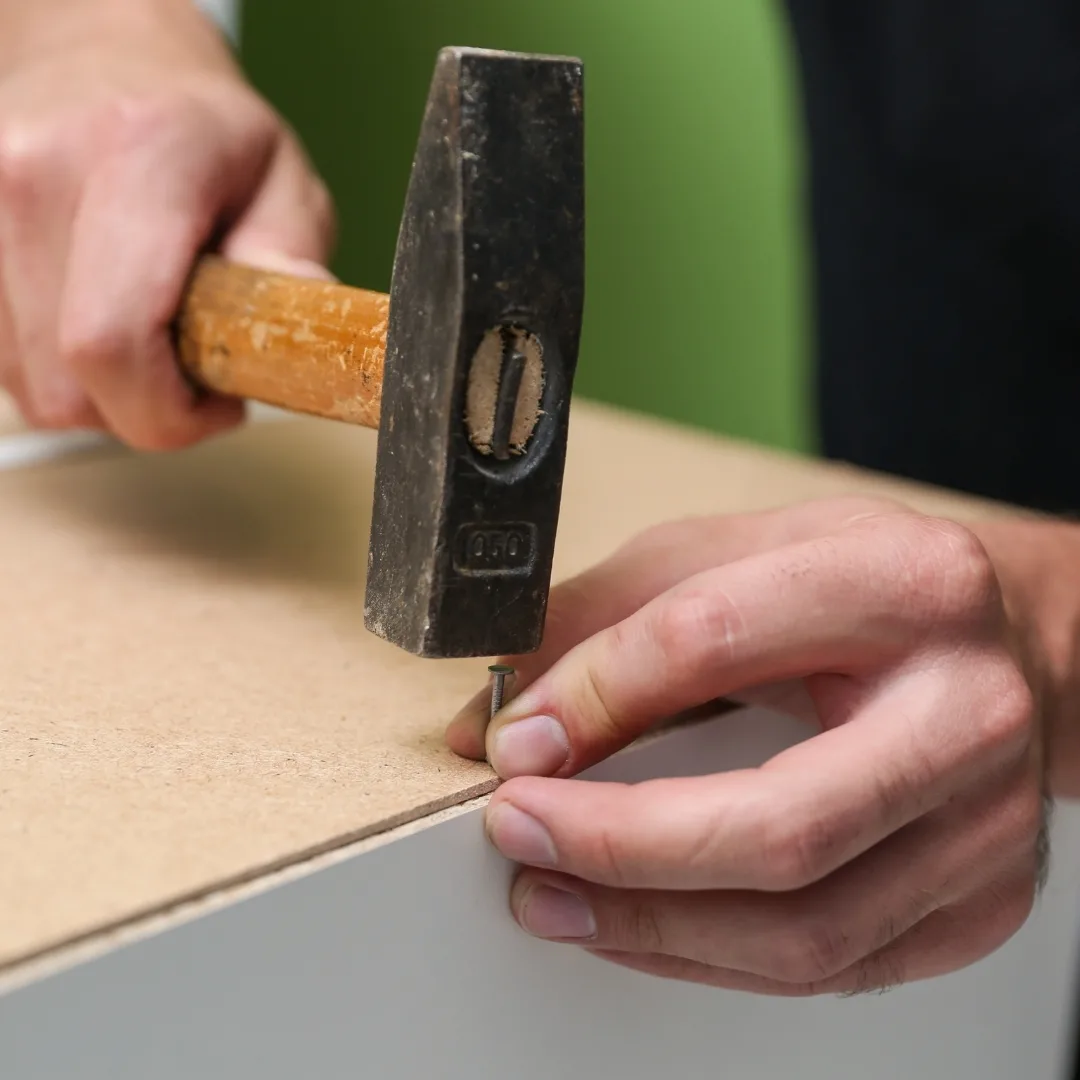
[175,255,388,428]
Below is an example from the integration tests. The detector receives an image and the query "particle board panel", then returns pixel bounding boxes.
[0,400,1006,973]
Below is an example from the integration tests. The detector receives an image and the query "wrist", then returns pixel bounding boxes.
[973,517,1080,797]
[0,0,234,74]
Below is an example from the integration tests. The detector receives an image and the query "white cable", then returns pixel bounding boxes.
[0,405,290,473]
[0,430,121,472]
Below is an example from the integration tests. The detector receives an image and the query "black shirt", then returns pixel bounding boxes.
[784,0,1080,512]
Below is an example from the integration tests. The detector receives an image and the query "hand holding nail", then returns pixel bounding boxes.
[446,498,1049,996]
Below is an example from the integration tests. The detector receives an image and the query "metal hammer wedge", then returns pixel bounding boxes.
[175,47,586,659]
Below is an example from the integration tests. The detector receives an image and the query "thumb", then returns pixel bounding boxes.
[221,129,337,281]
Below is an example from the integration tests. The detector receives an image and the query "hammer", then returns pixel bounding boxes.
[174,47,585,659]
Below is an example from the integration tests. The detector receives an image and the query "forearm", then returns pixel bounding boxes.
[974,517,1080,797]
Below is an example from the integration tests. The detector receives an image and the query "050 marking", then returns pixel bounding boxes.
[454,523,537,577]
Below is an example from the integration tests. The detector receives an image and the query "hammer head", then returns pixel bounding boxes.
[364,47,585,659]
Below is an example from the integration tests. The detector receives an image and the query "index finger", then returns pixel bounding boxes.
[512,497,906,685]
[485,513,1005,776]
[446,498,903,758]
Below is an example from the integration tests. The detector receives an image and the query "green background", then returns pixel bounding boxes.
[241,1,813,454]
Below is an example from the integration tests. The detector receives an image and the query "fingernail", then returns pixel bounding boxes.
[516,883,596,940]
[229,247,337,282]
[490,715,569,778]
[485,803,558,867]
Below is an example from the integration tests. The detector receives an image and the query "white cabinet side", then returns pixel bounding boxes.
[3,708,1079,1080]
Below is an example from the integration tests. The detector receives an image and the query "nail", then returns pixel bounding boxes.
[485,803,558,867]
[490,715,569,778]
[516,883,596,940]
[488,664,514,717]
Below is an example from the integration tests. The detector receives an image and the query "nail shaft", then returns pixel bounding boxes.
[489,664,514,718]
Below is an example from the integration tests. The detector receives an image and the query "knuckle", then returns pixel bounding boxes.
[757,810,849,891]
[0,124,54,203]
[979,667,1037,758]
[97,89,243,173]
[913,518,999,623]
[649,586,743,672]
[870,757,927,825]
[58,318,125,378]
[580,633,631,747]
[771,917,852,983]
[106,92,198,145]
[587,820,631,889]
[610,898,666,953]
[647,596,701,660]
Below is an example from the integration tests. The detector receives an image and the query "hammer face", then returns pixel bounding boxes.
[364,47,585,658]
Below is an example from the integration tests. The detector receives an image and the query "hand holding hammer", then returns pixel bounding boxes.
[179,48,585,660]
[0,3,585,661]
